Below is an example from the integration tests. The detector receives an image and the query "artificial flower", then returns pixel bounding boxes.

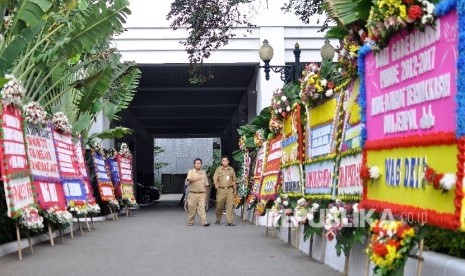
[369,166,381,179]
[52,112,72,133]
[24,102,47,126]
[1,74,24,107]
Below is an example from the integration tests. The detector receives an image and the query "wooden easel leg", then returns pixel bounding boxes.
[59,229,64,244]
[295,227,299,249]
[344,251,350,276]
[90,215,96,230]
[77,217,84,237]
[266,211,269,236]
[85,215,91,232]
[27,231,33,254]
[15,222,22,261]
[48,223,55,247]
[70,222,74,239]
[271,215,276,239]
[108,206,115,220]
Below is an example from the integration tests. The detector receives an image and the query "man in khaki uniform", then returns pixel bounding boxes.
[186,158,210,227]
[213,156,237,226]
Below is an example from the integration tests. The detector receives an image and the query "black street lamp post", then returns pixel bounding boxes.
[259,39,336,83]
[258,39,303,83]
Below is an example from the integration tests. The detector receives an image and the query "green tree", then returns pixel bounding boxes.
[0,0,139,142]
[154,146,169,191]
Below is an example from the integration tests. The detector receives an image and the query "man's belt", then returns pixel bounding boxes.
[189,191,205,194]
[218,186,233,189]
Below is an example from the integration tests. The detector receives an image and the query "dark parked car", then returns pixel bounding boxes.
[136,183,160,204]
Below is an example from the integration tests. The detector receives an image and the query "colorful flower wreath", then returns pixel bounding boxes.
[270,88,291,120]
[52,112,72,133]
[367,219,417,276]
[67,200,89,216]
[24,102,47,126]
[254,129,265,147]
[238,135,246,151]
[1,74,24,107]
[119,143,131,158]
[300,63,336,104]
[18,206,44,233]
[44,207,73,228]
[367,0,435,47]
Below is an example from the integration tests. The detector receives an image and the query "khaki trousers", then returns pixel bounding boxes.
[215,188,234,224]
[187,192,207,225]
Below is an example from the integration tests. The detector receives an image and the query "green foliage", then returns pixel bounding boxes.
[167,0,254,82]
[87,127,133,141]
[324,0,372,25]
[205,148,222,176]
[325,26,349,39]
[423,226,465,258]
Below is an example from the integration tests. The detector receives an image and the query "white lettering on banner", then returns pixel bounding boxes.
[121,162,131,169]
[384,109,418,134]
[391,22,440,62]
[40,182,58,202]
[63,182,82,197]
[9,156,27,169]
[376,47,390,68]
[58,153,72,163]
[97,164,106,172]
[373,72,451,135]
[57,147,73,156]
[98,172,109,179]
[267,151,282,161]
[102,186,113,197]
[380,64,400,89]
[53,133,72,144]
[311,124,332,157]
[95,159,105,166]
[400,47,435,82]
[4,128,24,143]
[61,167,77,174]
[59,162,74,169]
[4,141,26,155]
[121,169,131,175]
[271,141,281,151]
[311,144,331,157]
[3,114,20,129]
[406,73,450,106]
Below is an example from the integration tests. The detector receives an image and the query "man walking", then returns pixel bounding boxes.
[213,156,237,226]
[186,158,210,227]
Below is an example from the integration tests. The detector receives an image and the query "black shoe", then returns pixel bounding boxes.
[215,221,220,225]
[203,223,210,227]
[226,223,236,226]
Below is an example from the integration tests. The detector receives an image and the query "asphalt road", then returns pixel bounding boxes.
[0,197,341,276]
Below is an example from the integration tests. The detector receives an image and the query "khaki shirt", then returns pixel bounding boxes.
[213,166,236,187]
[187,169,207,192]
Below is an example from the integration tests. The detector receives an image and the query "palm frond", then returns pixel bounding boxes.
[324,0,372,25]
